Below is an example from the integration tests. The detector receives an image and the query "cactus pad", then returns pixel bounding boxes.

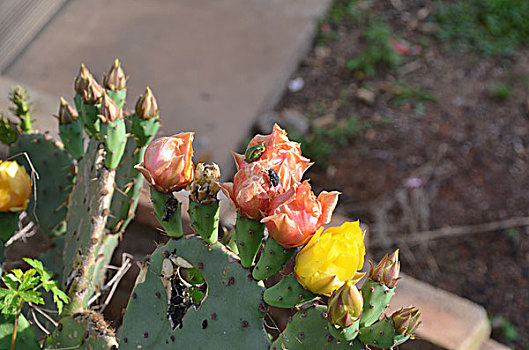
[120,237,269,349]
[359,279,395,328]
[358,318,409,349]
[188,199,220,244]
[263,275,318,308]
[9,133,75,237]
[100,119,127,169]
[234,215,265,268]
[151,189,183,238]
[106,134,145,234]
[253,238,295,280]
[59,120,84,160]
[271,305,364,350]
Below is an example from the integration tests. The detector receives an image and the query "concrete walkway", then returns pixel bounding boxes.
[3,0,331,173]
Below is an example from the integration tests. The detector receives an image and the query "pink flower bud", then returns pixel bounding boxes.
[135,133,195,193]
[261,181,339,248]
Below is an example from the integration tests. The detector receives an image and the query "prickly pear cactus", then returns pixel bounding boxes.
[9,133,75,237]
[46,309,118,349]
[61,139,116,312]
[119,237,269,349]
[271,305,363,350]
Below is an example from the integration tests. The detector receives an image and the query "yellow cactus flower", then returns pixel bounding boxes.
[294,221,366,295]
[0,161,32,212]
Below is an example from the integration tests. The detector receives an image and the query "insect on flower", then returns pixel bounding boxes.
[244,144,265,163]
[267,169,281,187]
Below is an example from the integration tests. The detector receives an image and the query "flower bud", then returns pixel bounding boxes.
[369,249,400,288]
[135,132,195,193]
[0,161,32,212]
[104,59,127,91]
[327,279,364,328]
[135,87,159,120]
[74,64,103,105]
[261,181,339,248]
[295,221,366,295]
[98,92,122,123]
[392,307,421,335]
[56,97,78,125]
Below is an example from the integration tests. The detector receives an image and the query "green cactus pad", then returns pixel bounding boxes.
[359,279,395,328]
[188,199,220,244]
[46,310,118,349]
[79,103,101,138]
[100,119,127,169]
[263,275,317,308]
[106,133,145,234]
[132,113,160,147]
[253,238,295,281]
[59,119,84,160]
[119,237,269,349]
[271,305,365,350]
[328,320,360,342]
[358,318,409,349]
[0,211,19,242]
[0,313,39,350]
[9,133,75,238]
[151,188,183,238]
[235,215,265,268]
[106,89,127,110]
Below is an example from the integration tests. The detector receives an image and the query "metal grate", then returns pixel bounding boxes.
[0,0,68,72]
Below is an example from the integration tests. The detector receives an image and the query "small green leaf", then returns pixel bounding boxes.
[51,287,68,314]
[1,294,18,315]
[2,274,19,291]
[19,270,38,291]
[19,290,43,305]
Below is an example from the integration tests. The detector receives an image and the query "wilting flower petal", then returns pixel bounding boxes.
[219,162,276,220]
[0,161,32,212]
[261,181,339,248]
[135,132,194,193]
[294,221,366,295]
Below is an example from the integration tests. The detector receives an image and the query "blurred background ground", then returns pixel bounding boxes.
[264,0,529,347]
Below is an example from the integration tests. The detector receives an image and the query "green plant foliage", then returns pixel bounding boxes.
[345,17,403,76]
[390,80,437,107]
[490,83,512,100]
[0,258,68,316]
[292,116,371,167]
[435,0,529,56]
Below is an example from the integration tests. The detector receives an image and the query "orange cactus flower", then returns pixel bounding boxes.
[219,161,276,220]
[222,124,312,220]
[261,181,339,248]
[294,221,366,295]
[232,124,312,188]
[0,160,32,212]
[135,132,195,193]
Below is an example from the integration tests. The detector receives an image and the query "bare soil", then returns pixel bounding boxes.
[274,1,529,348]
